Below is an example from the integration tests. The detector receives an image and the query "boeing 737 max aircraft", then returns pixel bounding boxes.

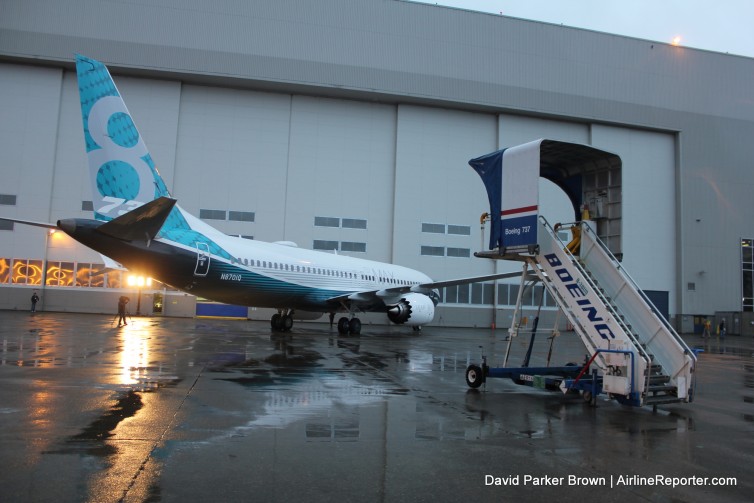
[2,55,517,334]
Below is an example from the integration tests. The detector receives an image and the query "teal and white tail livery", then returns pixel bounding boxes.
[77,54,171,221]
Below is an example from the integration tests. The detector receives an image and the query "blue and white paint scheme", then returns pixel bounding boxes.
[5,54,517,334]
[469,142,540,250]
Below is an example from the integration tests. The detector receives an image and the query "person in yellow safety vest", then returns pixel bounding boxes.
[702,318,711,338]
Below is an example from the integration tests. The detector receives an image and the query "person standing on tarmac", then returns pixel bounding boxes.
[30,291,39,312]
[117,296,129,327]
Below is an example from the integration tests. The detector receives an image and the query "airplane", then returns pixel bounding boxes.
[1,54,519,335]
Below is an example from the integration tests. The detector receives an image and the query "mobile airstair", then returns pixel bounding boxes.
[465,139,696,408]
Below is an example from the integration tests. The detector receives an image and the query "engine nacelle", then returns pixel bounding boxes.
[386,293,435,326]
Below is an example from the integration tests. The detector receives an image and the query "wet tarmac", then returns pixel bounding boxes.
[1,311,752,503]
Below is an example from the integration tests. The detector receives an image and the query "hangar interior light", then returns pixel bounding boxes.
[127,275,152,288]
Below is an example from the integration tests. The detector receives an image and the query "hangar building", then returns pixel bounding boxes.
[1,0,753,333]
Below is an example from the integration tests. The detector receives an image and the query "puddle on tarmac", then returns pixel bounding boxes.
[45,378,180,458]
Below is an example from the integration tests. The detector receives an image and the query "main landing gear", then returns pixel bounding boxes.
[271,310,294,332]
[337,316,362,335]
[270,310,362,335]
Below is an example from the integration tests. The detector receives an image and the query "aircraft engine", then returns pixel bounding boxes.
[387,293,435,326]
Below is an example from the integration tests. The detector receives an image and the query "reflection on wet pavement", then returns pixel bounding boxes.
[1,312,754,502]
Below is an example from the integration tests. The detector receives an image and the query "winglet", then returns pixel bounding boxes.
[95,196,177,242]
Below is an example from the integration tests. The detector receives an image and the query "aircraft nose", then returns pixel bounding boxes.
[57,219,77,234]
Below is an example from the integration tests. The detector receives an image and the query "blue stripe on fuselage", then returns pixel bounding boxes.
[190,259,350,310]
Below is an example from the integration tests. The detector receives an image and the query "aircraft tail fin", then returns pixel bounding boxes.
[76,54,172,222]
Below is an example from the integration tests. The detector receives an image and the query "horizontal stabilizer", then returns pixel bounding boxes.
[95,254,128,275]
[96,197,177,242]
[0,217,57,229]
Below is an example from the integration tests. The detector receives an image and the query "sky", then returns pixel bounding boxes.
[412,0,754,58]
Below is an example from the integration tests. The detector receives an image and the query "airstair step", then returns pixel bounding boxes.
[648,374,671,384]
[644,395,683,405]
[647,384,676,393]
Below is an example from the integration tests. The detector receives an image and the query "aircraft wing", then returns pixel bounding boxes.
[99,254,127,271]
[415,271,534,290]
[87,254,129,277]
[328,271,530,307]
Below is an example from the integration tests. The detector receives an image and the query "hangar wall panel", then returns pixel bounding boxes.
[498,115,590,147]
[679,118,754,315]
[591,125,677,312]
[393,105,497,281]
[173,86,292,241]
[0,64,62,259]
[285,96,397,261]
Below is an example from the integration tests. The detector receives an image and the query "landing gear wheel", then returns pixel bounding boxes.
[466,364,485,389]
[337,317,350,335]
[271,313,293,332]
[412,326,422,332]
[348,318,362,335]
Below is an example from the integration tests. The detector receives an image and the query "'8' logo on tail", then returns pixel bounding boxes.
[87,96,154,218]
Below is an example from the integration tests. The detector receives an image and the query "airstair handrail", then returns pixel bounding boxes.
[538,217,654,393]
[578,222,696,362]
